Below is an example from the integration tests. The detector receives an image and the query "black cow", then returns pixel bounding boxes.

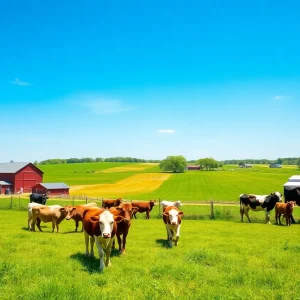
[284,187,300,223]
[29,193,48,205]
[240,191,282,224]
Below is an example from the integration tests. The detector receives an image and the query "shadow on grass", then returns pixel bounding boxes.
[70,252,100,274]
[156,238,170,248]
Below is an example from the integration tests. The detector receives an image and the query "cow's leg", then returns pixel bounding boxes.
[165,224,173,247]
[174,224,181,246]
[278,213,282,225]
[95,238,105,271]
[90,236,95,257]
[240,205,244,222]
[265,209,271,224]
[121,231,128,254]
[146,210,149,219]
[290,214,296,224]
[31,216,37,231]
[36,218,43,232]
[244,208,251,222]
[104,240,113,267]
[117,234,122,253]
[84,231,90,256]
[133,212,137,219]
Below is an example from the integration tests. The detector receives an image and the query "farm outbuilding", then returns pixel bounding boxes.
[283,175,300,202]
[0,162,43,194]
[187,165,201,170]
[31,182,70,196]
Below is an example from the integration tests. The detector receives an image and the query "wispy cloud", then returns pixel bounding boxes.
[11,78,30,86]
[73,95,133,114]
[158,129,175,133]
[274,95,286,100]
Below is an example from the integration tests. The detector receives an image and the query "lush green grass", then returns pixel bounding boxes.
[1,209,300,299]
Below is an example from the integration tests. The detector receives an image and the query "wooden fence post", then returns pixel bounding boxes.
[158,198,161,216]
[210,198,214,219]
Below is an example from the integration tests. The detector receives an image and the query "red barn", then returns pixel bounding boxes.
[187,165,201,170]
[0,162,43,194]
[31,182,70,196]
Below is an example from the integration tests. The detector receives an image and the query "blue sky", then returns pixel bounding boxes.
[1,0,299,162]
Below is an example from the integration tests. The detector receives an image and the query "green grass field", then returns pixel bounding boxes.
[37,163,300,201]
[1,209,300,299]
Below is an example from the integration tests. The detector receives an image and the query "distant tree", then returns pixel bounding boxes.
[276,158,283,164]
[238,161,245,167]
[196,157,219,170]
[159,155,187,173]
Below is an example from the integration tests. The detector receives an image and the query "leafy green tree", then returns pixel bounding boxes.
[238,161,245,167]
[297,158,300,169]
[159,155,187,173]
[196,157,219,170]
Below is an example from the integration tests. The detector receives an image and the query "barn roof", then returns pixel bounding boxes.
[0,162,42,174]
[38,182,70,189]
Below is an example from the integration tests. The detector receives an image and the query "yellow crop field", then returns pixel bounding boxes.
[101,163,157,173]
[70,173,172,198]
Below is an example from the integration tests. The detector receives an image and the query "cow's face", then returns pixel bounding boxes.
[175,201,183,207]
[116,204,138,223]
[90,211,123,238]
[164,208,184,225]
[64,206,76,220]
[273,191,282,202]
[287,201,296,209]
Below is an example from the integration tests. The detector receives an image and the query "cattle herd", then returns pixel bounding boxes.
[27,191,298,272]
[27,196,184,272]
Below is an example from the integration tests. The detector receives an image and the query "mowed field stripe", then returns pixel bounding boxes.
[70,173,172,197]
[101,163,157,173]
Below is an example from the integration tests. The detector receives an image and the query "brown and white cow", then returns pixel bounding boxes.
[102,198,122,209]
[64,202,98,232]
[275,201,296,226]
[163,206,184,247]
[83,207,124,271]
[109,203,138,254]
[131,200,156,219]
[31,205,67,232]
[28,202,44,230]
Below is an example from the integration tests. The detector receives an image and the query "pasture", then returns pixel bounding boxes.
[37,163,300,201]
[1,209,300,299]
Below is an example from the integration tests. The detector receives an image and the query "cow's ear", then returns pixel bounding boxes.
[90,216,99,223]
[59,208,65,212]
[178,212,184,216]
[114,216,124,223]
[163,212,169,217]
[116,207,122,212]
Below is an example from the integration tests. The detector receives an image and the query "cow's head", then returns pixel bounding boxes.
[63,206,76,220]
[116,203,138,223]
[174,200,183,207]
[287,201,296,210]
[163,208,184,225]
[90,211,123,238]
[272,191,283,202]
[115,198,123,206]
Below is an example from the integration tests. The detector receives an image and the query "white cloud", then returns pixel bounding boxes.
[274,95,286,100]
[11,78,30,86]
[158,129,175,133]
[73,95,133,114]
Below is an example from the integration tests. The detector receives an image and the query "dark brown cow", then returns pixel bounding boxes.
[102,198,123,209]
[131,200,156,219]
[64,202,98,232]
[109,203,138,254]
[83,207,123,271]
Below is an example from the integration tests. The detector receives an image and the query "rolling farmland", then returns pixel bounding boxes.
[38,163,300,201]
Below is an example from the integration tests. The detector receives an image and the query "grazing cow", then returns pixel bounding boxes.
[132,200,156,219]
[163,206,184,247]
[109,203,138,254]
[240,191,282,224]
[64,202,98,232]
[160,200,183,211]
[275,201,296,226]
[83,207,124,271]
[31,205,67,232]
[29,193,48,205]
[102,198,123,209]
[27,202,43,230]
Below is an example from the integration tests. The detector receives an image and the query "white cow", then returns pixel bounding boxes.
[162,206,184,247]
[160,200,183,211]
[27,202,44,230]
